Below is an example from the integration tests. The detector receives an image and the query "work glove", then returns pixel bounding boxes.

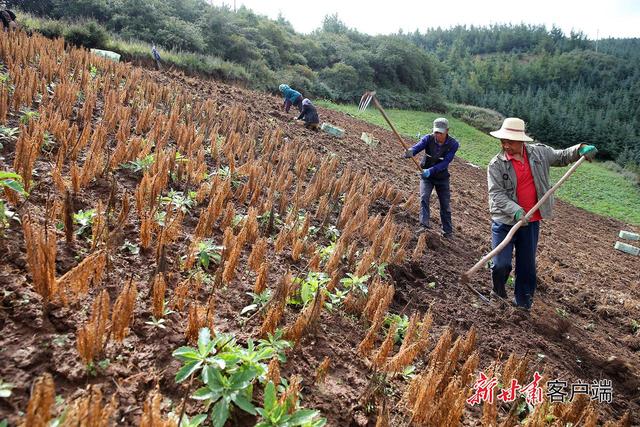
[403,149,413,159]
[514,208,529,225]
[578,144,597,161]
[421,168,431,179]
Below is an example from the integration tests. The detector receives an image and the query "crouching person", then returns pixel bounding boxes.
[297,98,320,131]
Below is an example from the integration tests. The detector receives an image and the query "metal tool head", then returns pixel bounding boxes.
[358,91,376,112]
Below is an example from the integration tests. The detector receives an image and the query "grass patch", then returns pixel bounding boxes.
[318,100,640,225]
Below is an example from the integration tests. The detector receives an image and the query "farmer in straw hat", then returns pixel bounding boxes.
[487,117,597,309]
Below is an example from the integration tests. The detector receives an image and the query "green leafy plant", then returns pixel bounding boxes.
[160,189,196,213]
[19,108,40,125]
[323,225,340,242]
[73,209,96,237]
[195,239,224,270]
[169,412,207,427]
[256,329,292,363]
[0,379,13,398]
[325,288,349,311]
[290,272,329,307]
[241,290,272,316]
[121,240,140,255]
[383,313,410,343]
[340,273,369,294]
[631,319,639,335]
[121,154,155,173]
[0,171,27,195]
[0,126,19,143]
[145,316,168,330]
[255,381,326,427]
[317,242,335,263]
[258,210,283,229]
[174,328,274,427]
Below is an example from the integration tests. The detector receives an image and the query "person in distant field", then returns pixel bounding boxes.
[151,44,162,70]
[0,9,17,31]
[296,98,320,131]
[278,84,303,113]
[487,117,597,310]
[403,117,459,238]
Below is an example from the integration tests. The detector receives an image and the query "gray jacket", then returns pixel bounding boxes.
[487,143,582,225]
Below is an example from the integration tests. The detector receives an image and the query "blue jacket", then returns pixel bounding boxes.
[410,134,459,179]
[280,85,302,103]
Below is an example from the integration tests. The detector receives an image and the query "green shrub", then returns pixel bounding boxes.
[447,103,505,133]
[63,21,109,49]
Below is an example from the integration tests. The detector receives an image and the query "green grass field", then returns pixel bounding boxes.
[318,100,640,225]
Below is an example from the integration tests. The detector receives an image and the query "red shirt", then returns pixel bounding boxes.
[506,148,542,222]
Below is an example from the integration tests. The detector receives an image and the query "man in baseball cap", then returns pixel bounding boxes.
[403,117,459,238]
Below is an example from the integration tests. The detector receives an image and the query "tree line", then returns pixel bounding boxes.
[9,0,640,170]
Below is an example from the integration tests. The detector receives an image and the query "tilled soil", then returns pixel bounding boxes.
[1,53,639,427]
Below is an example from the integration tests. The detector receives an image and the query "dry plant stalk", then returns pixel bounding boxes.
[283,288,325,345]
[315,357,331,385]
[111,279,138,343]
[266,357,281,386]
[291,237,305,262]
[253,262,269,294]
[357,296,389,357]
[259,272,291,337]
[21,373,55,427]
[279,375,302,412]
[371,321,397,369]
[76,289,111,365]
[61,386,117,427]
[248,237,267,272]
[151,274,167,318]
[383,310,432,373]
[222,242,242,285]
[412,234,427,260]
[375,399,390,427]
[428,326,453,370]
[57,250,107,305]
[139,389,178,427]
[459,351,480,387]
[21,215,57,304]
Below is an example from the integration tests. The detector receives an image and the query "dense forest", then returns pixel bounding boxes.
[8,0,640,170]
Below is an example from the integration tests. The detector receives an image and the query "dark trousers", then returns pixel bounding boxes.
[419,176,453,234]
[284,95,303,113]
[491,220,540,308]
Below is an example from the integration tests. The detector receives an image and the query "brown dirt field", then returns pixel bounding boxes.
[0,32,638,426]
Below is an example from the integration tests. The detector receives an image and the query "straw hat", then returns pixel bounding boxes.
[489,117,533,142]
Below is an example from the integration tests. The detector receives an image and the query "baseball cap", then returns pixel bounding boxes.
[433,118,449,133]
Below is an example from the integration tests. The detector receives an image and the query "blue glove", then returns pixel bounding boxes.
[421,169,431,178]
[578,144,597,160]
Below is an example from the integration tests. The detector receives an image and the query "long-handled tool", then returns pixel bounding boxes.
[461,156,588,301]
[358,91,422,172]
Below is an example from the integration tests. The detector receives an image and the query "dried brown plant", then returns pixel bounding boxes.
[248,238,267,272]
[139,389,178,427]
[21,215,57,304]
[111,279,138,343]
[266,357,281,386]
[21,373,55,427]
[76,289,110,365]
[315,357,331,385]
[371,321,397,369]
[57,250,107,305]
[412,234,427,260]
[151,274,167,318]
[253,262,269,294]
[60,386,117,427]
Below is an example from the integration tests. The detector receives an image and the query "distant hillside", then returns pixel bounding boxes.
[11,0,640,171]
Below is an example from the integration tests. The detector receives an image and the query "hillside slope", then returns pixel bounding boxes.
[0,31,638,426]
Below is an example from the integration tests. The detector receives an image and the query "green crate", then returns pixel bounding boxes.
[321,122,345,138]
